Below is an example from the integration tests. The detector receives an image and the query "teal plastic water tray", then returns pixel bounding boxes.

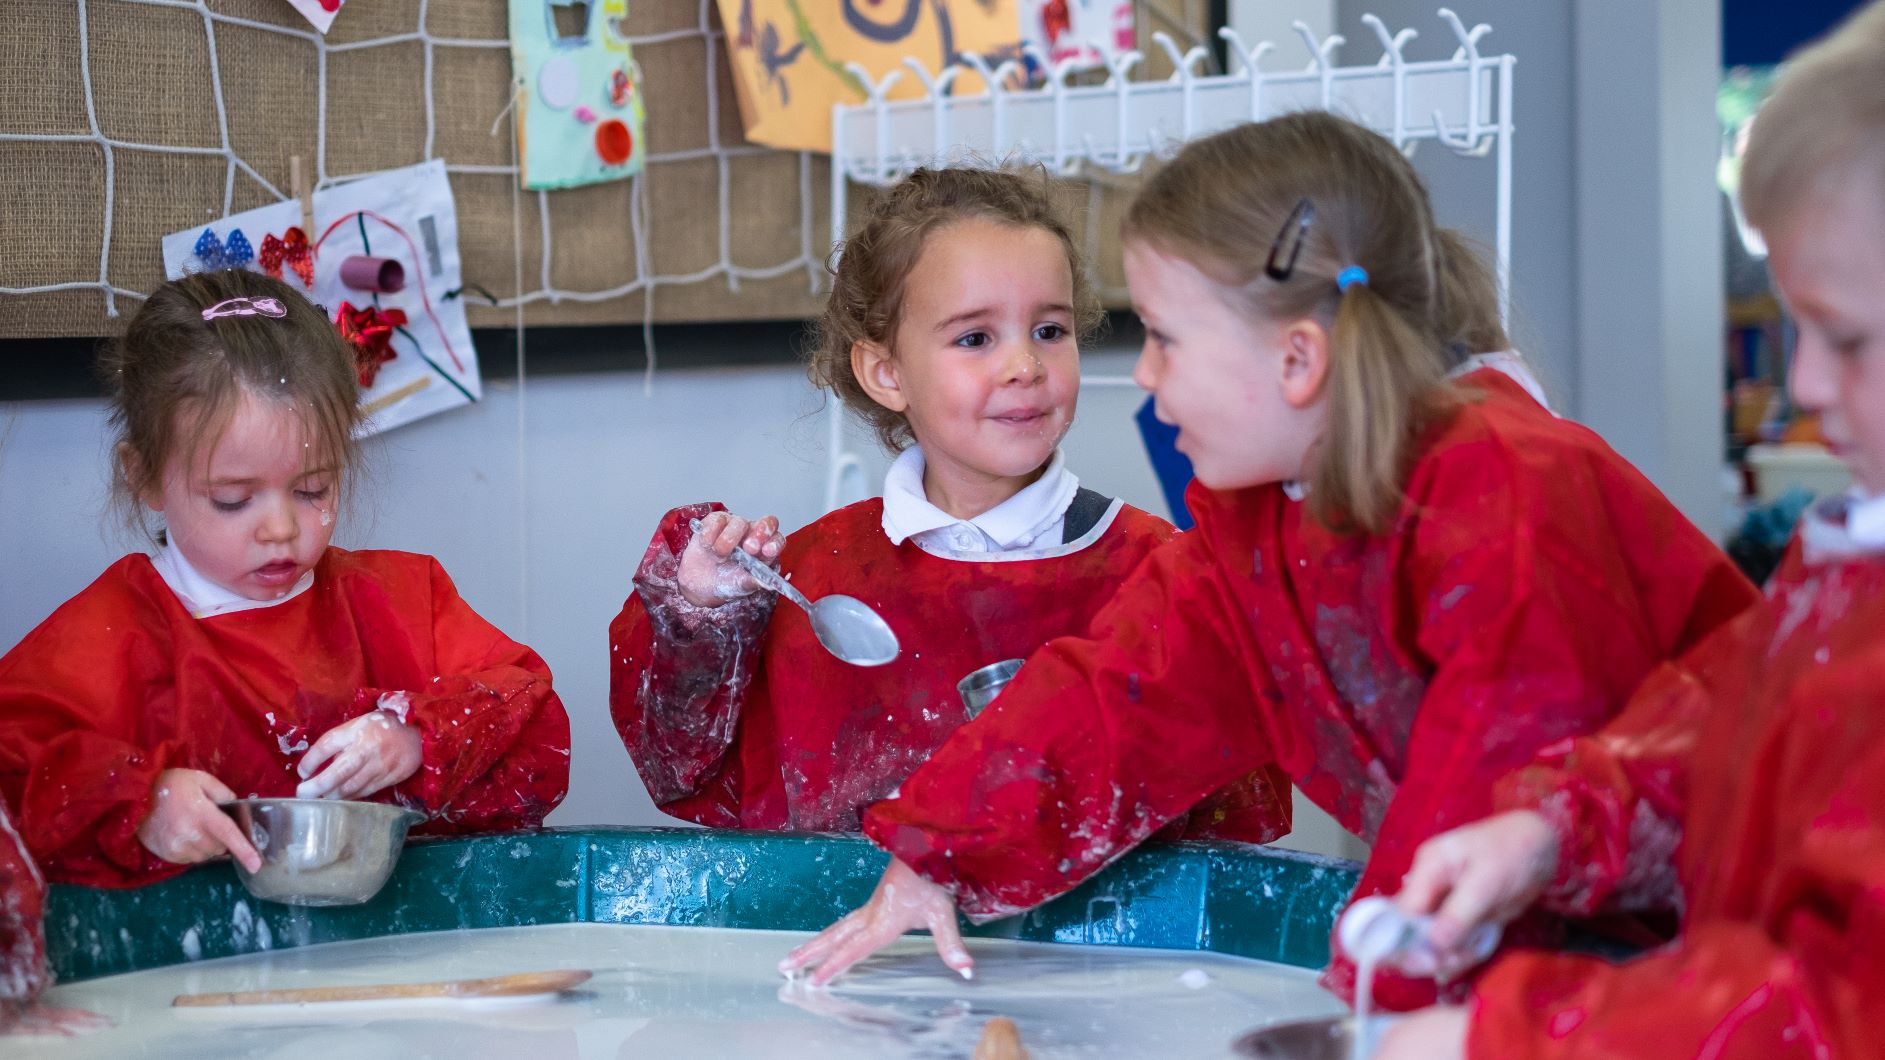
[46,828,1360,982]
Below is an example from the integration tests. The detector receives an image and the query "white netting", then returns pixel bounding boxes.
[0,0,825,361]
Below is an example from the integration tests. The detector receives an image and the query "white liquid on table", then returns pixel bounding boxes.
[17,923,1343,1059]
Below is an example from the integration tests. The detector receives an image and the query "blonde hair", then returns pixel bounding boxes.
[808,165,1103,452]
[1124,112,1497,534]
[1741,0,1885,233]
[102,269,361,541]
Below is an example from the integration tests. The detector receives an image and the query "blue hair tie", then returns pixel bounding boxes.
[1336,265,1369,292]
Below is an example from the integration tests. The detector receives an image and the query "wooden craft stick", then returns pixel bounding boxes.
[972,1016,1030,1060]
[290,154,315,235]
[173,969,591,1008]
[361,375,430,418]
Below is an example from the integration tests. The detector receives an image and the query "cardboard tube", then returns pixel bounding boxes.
[340,255,406,293]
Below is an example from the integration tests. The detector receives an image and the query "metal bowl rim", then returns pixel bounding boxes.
[226,797,427,828]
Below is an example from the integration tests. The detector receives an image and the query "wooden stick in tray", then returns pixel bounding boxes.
[973,1016,1030,1060]
[172,969,592,1007]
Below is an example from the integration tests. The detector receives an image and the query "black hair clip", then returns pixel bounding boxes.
[1265,197,1315,282]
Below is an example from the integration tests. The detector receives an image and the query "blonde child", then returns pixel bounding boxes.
[0,270,570,887]
[610,166,1290,841]
[1378,6,1885,1055]
[783,113,1757,1007]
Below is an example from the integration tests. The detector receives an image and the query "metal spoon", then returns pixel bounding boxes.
[690,518,900,667]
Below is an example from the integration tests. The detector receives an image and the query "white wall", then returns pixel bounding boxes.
[0,346,1367,861]
[1332,0,1726,532]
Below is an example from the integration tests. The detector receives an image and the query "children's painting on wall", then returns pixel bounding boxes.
[716,0,1023,153]
[509,0,649,190]
[160,160,482,436]
[1019,0,1134,72]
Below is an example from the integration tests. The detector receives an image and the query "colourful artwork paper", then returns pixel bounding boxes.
[716,0,1022,153]
[509,0,649,190]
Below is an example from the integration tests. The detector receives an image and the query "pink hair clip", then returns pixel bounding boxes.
[201,296,288,321]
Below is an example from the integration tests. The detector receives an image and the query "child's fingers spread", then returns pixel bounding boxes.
[338,758,397,799]
[924,909,974,979]
[781,913,860,973]
[808,929,888,987]
[297,730,348,779]
[297,751,366,799]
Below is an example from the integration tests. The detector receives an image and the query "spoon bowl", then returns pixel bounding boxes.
[690,518,901,667]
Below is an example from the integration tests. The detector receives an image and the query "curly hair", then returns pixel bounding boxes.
[807,165,1103,452]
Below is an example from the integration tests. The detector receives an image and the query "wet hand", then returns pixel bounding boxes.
[296,710,423,800]
[679,512,785,608]
[1371,1005,1469,1060]
[778,858,973,987]
[136,768,262,872]
[1393,810,1558,973]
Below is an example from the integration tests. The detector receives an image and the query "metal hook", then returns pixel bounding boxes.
[903,57,962,160]
[1017,43,1083,174]
[1432,8,1493,154]
[1362,15,1417,151]
[1293,20,1345,108]
[843,61,904,182]
[1218,27,1275,121]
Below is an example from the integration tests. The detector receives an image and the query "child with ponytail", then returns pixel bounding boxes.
[784,113,1757,1011]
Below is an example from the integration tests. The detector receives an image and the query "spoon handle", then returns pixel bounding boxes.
[688,519,815,614]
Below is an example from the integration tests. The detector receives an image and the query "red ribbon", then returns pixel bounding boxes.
[334,301,407,387]
[259,227,316,289]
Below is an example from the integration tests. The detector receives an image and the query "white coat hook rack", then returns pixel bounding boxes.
[1216,27,1277,124]
[1433,8,1494,155]
[822,9,1517,511]
[1361,14,1418,154]
[1294,20,1346,110]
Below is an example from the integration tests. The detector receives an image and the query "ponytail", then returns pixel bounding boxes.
[1431,228,1508,360]
[1312,283,1454,534]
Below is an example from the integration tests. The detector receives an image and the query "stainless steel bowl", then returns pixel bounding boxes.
[224,798,426,907]
[1231,1016,1357,1059]
[956,658,1024,719]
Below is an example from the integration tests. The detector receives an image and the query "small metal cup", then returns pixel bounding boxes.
[956,658,1024,719]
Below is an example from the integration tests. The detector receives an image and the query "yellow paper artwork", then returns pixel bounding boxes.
[717,0,1021,153]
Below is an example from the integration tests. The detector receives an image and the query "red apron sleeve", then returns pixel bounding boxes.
[609,503,778,826]
[0,603,179,887]
[1470,734,1885,1059]
[382,557,571,831]
[1492,541,1789,920]
[862,532,1288,921]
[1325,456,1734,1011]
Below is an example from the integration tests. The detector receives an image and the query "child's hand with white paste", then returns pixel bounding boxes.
[778,858,973,986]
[296,704,423,800]
[1390,809,1559,976]
[679,511,786,608]
[136,768,263,872]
